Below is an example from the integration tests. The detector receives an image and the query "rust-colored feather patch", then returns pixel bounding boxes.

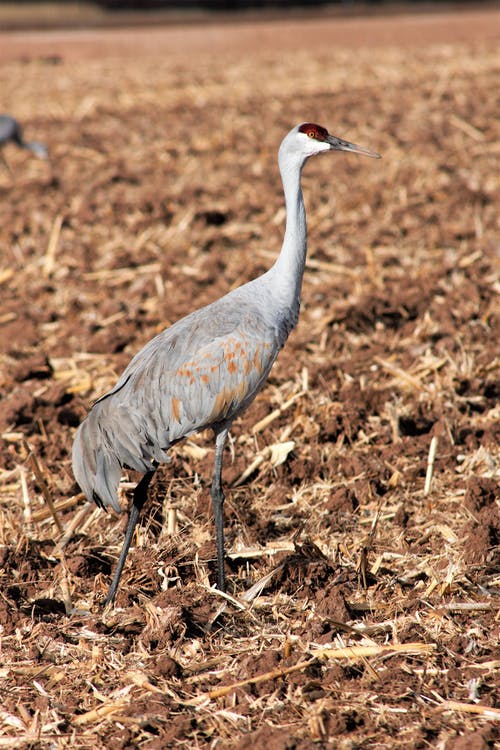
[171,397,181,423]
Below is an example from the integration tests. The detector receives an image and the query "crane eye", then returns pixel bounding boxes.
[307,131,315,139]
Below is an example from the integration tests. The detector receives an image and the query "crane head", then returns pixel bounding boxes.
[295,122,381,160]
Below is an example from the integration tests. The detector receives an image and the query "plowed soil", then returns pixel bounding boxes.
[0,7,499,749]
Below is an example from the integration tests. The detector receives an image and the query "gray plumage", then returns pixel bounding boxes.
[74,290,282,509]
[72,122,380,603]
[0,115,48,160]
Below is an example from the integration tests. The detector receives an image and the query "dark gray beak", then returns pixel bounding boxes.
[327,134,381,159]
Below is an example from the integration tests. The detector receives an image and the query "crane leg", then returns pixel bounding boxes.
[105,468,156,605]
[211,426,229,592]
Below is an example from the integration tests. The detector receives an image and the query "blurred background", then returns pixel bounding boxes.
[0,0,496,30]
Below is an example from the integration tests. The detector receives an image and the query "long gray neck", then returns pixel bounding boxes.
[268,153,307,328]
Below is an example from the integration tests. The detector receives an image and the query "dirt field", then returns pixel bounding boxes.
[0,6,499,749]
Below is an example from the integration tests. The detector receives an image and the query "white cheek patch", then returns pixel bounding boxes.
[306,139,330,156]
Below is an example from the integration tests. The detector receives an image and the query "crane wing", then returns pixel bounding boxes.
[73,295,281,510]
[98,302,276,429]
[166,321,277,436]
[112,310,279,447]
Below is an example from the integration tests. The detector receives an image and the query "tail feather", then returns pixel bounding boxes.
[72,397,165,512]
[94,449,124,511]
[72,408,123,513]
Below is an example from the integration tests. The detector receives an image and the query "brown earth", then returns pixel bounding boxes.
[0,7,499,749]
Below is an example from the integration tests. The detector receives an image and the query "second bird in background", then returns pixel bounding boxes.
[0,114,48,172]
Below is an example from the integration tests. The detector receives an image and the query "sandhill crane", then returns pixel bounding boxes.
[72,122,380,603]
[0,115,48,171]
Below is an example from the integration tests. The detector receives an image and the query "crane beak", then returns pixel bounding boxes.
[326,134,381,159]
